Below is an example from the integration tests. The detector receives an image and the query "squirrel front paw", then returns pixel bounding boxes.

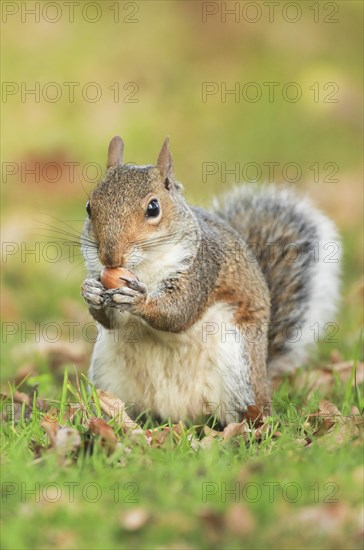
[81,278,106,310]
[81,276,148,315]
[103,279,147,312]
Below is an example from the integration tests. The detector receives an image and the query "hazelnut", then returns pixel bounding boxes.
[100,267,137,290]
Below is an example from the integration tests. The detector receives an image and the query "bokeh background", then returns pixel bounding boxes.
[1,1,363,385]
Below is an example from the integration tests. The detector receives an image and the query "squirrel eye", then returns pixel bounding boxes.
[86,201,91,218]
[146,199,160,218]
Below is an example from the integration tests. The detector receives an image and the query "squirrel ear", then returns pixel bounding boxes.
[107,136,124,168]
[156,136,173,181]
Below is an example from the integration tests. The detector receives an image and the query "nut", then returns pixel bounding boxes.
[100,267,137,290]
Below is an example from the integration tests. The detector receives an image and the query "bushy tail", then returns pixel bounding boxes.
[212,184,341,373]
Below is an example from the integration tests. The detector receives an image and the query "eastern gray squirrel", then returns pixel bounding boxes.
[81,136,340,425]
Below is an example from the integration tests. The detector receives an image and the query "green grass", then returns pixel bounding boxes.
[1,359,363,550]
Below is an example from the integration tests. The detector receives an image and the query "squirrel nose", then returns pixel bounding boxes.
[100,250,124,268]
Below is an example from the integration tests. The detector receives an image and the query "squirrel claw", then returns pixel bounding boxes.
[83,278,105,291]
[121,277,147,294]
[81,278,106,310]
[103,285,147,310]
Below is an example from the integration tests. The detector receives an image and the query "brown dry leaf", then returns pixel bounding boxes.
[313,399,342,417]
[203,426,221,438]
[41,403,84,426]
[89,417,118,452]
[97,389,139,431]
[308,400,342,436]
[42,417,59,447]
[145,426,171,448]
[144,423,186,448]
[331,360,364,381]
[224,503,256,536]
[308,401,363,447]
[223,421,248,441]
[243,404,266,426]
[119,508,150,531]
[332,414,363,446]
[13,391,31,406]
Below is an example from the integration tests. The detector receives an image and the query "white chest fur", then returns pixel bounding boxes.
[89,302,251,424]
[131,238,193,292]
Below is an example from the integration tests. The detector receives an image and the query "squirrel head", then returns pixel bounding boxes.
[83,136,195,271]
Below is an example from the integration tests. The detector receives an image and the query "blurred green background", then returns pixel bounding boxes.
[1,0,363,376]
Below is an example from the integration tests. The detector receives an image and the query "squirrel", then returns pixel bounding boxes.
[81,136,340,425]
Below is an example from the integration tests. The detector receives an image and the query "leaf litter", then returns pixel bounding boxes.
[1,355,363,463]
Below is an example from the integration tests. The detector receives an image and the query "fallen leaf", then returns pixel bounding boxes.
[97,389,139,431]
[41,417,59,447]
[13,391,31,406]
[142,423,186,448]
[145,426,170,448]
[203,426,221,438]
[243,404,265,426]
[308,400,342,436]
[223,421,248,441]
[89,417,118,452]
